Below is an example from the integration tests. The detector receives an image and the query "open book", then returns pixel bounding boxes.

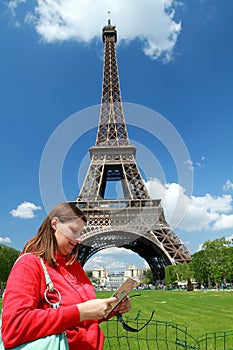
[106,277,139,316]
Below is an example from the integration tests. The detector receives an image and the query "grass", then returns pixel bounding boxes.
[97,289,233,349]
[1,290,233,349]
[97,289,233,337]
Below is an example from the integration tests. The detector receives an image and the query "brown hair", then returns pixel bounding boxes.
[23,202,87,266]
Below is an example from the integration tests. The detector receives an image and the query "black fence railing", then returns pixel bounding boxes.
[197,331,233,350]
[100,317,233,350]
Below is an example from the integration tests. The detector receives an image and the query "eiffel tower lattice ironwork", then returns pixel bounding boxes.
[76,20,191,280]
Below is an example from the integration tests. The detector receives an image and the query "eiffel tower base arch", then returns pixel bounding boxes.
[78,235,168,281]
[76,200,191,281]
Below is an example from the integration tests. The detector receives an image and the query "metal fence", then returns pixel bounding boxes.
[101,317,233,350]
[197,331,233,350]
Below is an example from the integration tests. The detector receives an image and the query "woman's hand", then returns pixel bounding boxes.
[77,297,117,321]
[114,296,131,315]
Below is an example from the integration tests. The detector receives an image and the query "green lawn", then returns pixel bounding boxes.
[97,289,233,336]
[97,289,233,349]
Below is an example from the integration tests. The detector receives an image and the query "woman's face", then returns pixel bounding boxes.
[51,217,85,256]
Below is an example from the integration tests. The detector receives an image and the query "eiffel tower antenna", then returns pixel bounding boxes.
[76,20,191,280]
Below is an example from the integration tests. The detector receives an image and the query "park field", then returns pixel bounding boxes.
[97,289,233,338]
[1,290,233,349]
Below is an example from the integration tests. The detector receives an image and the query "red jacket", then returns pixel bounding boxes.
[2,253,104,350]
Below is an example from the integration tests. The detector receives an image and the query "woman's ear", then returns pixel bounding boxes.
[51,217,59,230]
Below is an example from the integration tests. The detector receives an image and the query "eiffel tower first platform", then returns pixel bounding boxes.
[76,20,191,280]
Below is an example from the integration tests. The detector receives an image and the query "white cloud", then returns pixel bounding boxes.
[84,253,127,272]
[10,201,42,219]
[8,0,26,15]
[84,247,148,271]
[6,0,26,27]
[146,178,190,228]
[212,214,233,231]
[195,155,205,168]
[99,247,134,256]
[223,180,233,191]
[17,0,182,62]
[0,237,12,243]
[106,260,127,271]
[145,178,233,232]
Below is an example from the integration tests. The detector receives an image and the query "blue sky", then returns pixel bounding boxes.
[1,0,233,273]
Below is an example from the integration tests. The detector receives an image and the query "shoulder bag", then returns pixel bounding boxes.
[0,257,69,350]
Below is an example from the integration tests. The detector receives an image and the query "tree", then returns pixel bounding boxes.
[145,269,154,284]
[85,270,93,278]
[165,263,194,289]
[164,265,177,288]
[0,244,20,288]
[191,237,233,288]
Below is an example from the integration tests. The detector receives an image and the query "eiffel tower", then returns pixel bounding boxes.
[76,19,191,280]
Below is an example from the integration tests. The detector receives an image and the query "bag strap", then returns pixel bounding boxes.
[39,258,54,292]
[115,294,155,332]
[39,258,61,309]
[116,310,154,332]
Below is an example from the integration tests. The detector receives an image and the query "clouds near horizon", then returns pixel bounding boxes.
[84,247,149,272]
[145,178,233,233]
[0,237,11,244]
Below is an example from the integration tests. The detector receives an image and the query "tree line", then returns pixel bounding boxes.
[0,244,20,295]
[165,237,233,289]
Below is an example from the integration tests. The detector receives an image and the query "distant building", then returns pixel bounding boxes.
[124,264,147,280]
[91,264,149,288]
[92,266,108,287]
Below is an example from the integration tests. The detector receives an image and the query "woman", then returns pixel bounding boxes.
[1,202,131,349]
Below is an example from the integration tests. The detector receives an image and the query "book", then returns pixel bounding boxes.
[106,277,139,316]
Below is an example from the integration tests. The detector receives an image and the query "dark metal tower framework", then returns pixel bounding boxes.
[76,20,191,280]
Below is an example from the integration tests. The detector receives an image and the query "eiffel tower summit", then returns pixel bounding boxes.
[76,19,191,280]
